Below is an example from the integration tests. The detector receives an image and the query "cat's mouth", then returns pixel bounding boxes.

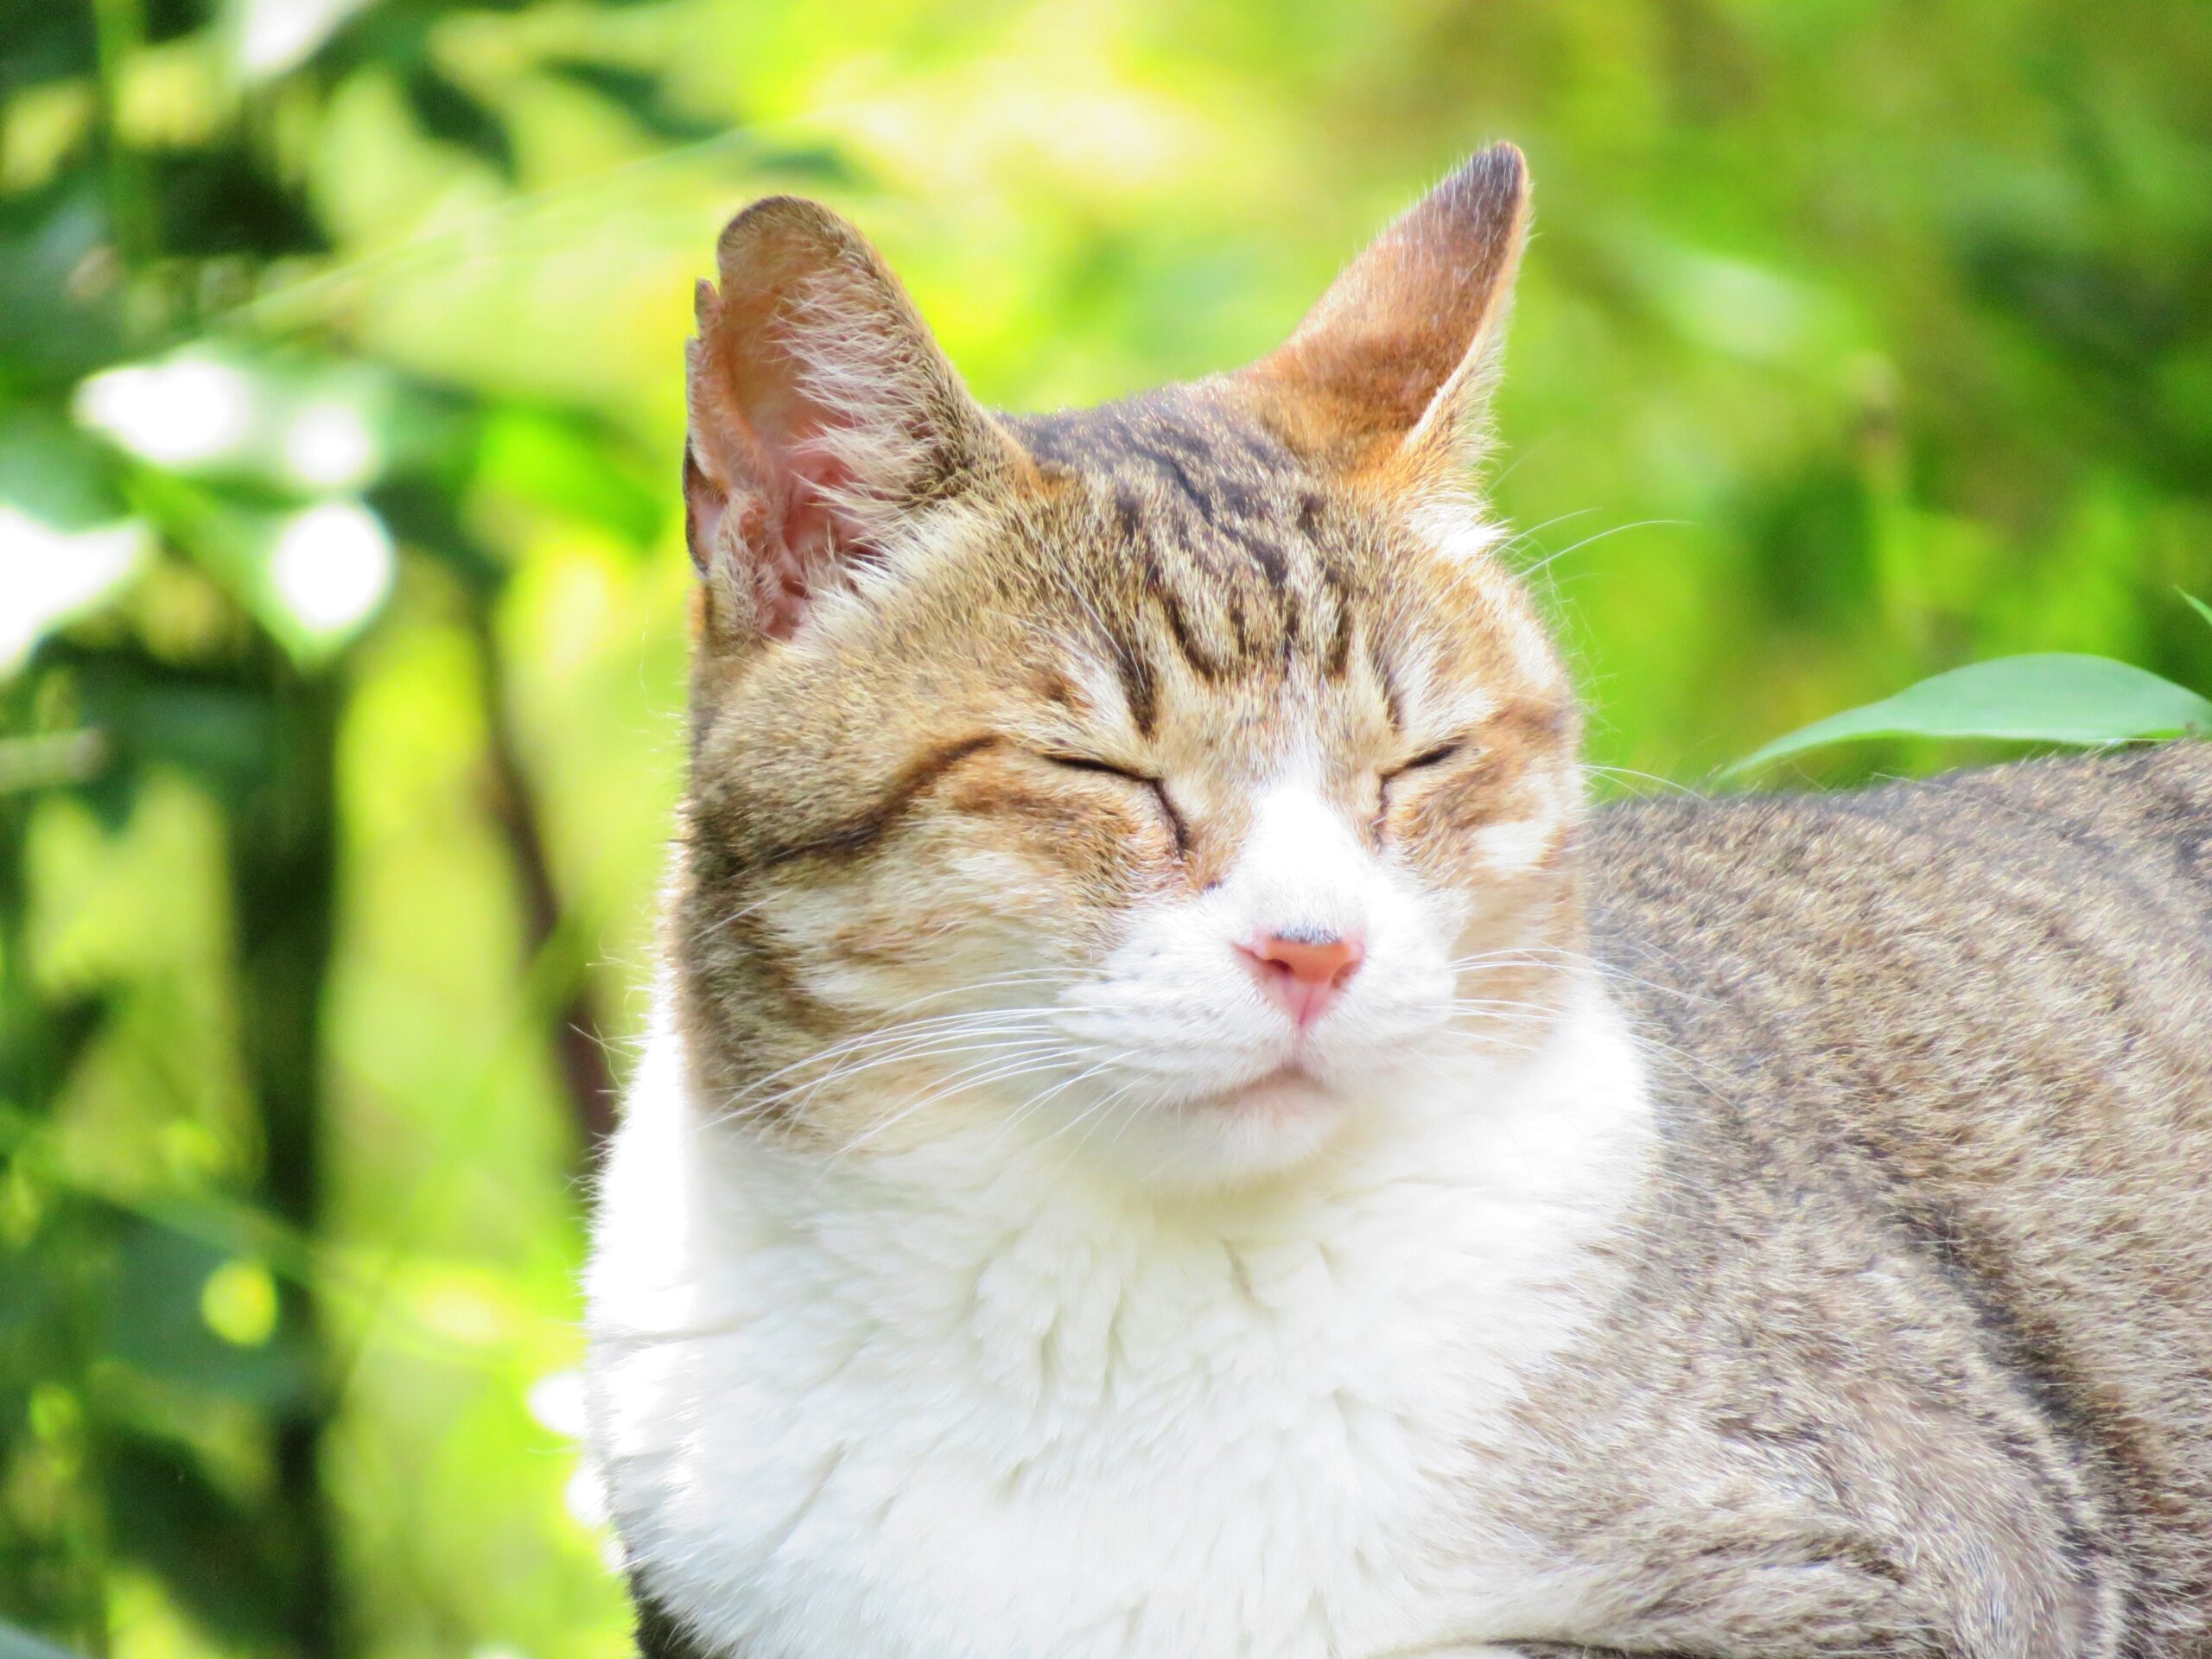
[1190,1063,1338,1116]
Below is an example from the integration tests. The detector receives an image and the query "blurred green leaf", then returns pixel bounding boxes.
[0,410,130,530]
[119,472,396,662]
[370,474,505,590]
[2184,592,2212,632]
[400,60,517,177]
[0,412,147,673]
[543,57,722,143]
[99,1217,311,1407]
[0,180,123,389]
[476,404,663,546]
[0,732,108,796]
[56,644,276,804]
[1732,655,2212,773]
[0,991,106,1116]
[745,137,861,186]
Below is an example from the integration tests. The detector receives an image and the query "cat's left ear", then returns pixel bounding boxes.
[1236,143,1530,477]
[684,197,1021,644]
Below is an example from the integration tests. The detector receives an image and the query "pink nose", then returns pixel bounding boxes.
[1237,931,1365,1028]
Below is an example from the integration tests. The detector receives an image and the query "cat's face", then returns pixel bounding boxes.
[674,148,1580,1185]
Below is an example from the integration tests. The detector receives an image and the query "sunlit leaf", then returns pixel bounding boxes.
[232,0,373,80]
[76,346,396,493]
[200,1257,280,1346]
[0,515,144,675]
[262,499,397,642]
[0,410,128,528]
[1732,654,2212,774]
[0,419,148,670]
[475,404,662,547]
[75,353,258,469]
[122,473,396,662]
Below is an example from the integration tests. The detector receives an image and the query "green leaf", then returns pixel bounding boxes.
[1731,653,2212,774]
[0,411,147,675]
[0,988,106,1115]
[0,0,96,87]
[2183,591,2212,632]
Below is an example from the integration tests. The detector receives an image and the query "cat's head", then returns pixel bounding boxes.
[673,146,1584,1186]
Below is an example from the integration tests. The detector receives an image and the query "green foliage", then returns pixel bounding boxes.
[2,3,2208,1659]
[1736,596,2212,769]
[1734,652,2212,772]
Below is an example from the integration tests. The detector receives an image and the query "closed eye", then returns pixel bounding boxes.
[1375,739,1472,842]
[1041,753,1153,784]
[1384,740,1464,779]
[1038,753,1192,860]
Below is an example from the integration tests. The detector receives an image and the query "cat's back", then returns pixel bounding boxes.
[1586,741,2212,1150]
[1586,741,2212,1643]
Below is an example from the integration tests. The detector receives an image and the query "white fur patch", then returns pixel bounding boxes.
[584,968,1652,1658]
[1406,494,1508,569]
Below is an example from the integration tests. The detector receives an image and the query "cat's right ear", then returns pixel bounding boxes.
[683,197,1017,645]
[1236,143,1531,480]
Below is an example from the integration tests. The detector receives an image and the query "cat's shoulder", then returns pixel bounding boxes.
[1587,739,2212,919]
[1581,741,2212,1093]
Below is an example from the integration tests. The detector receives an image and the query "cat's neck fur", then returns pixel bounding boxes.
[585,969,1653,1659]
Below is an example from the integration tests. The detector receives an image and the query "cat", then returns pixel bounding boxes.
[581,143,2212,1659]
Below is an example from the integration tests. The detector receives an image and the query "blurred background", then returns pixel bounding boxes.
[2,0,2208,1656]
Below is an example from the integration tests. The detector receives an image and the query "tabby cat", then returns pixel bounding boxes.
[582,145,2212,1659]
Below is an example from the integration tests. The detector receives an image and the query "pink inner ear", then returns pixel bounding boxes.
[691,334,887,642]
[684,198,1005,643]
[764,430,875,639]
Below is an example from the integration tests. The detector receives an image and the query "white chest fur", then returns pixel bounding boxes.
[582,988,1651,1659]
